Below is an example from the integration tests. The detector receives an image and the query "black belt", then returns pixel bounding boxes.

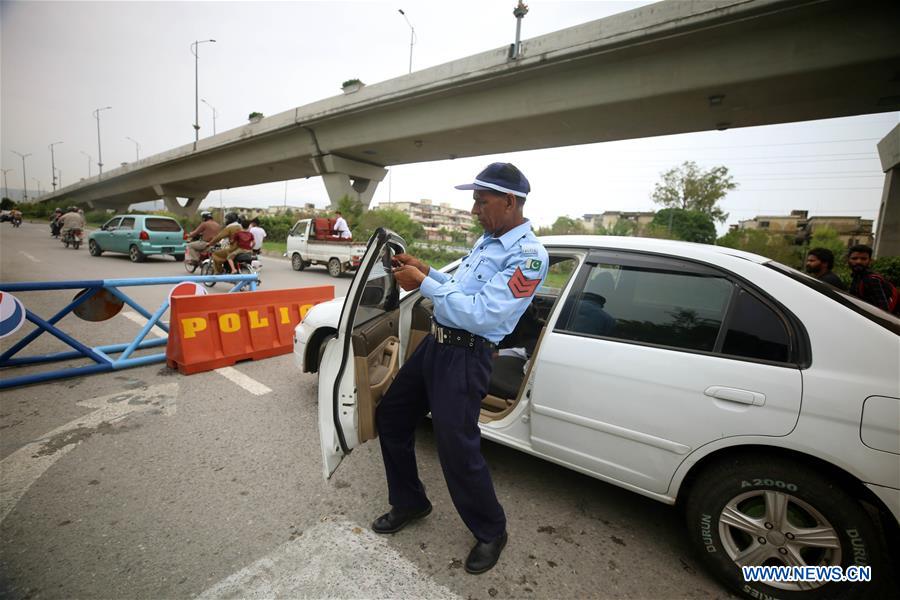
[430,320,497,351]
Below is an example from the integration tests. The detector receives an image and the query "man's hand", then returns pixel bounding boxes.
[392,253,429,276]
[393,264,426,291]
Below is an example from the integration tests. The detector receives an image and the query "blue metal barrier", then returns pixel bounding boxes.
[0,275,258,389]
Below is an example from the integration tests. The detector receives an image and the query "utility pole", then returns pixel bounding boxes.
[398,9,416,73]
[191,39,216,149]
[512,1,529,59]
[49,141,63,191]
[125,136,141,161]
[93,106,112,176]
[81,151,92,178]
[10,150,31,201]
[1,168,13,200]
[202,98,218,135]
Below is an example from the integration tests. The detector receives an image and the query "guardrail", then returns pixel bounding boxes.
[0,275,258,389]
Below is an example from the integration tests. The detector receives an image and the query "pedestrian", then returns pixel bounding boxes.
[372,162,548,575]
[332,210,352,239]
[804,247,845,289]
[248,218,267,253]
[847,244,898,312]
[185,211,221,265]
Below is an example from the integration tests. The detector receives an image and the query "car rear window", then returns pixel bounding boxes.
[145,218,181,232]
[767,262,900,335]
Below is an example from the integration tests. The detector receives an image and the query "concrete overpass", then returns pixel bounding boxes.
[40,0,900,249]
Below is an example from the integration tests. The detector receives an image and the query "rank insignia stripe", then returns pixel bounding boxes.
[508,267,540,298]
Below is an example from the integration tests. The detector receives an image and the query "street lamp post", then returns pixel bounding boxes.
[398,9,416,74]
[80,151,92,178]
[31,178,42,197]
[10,150,31,201]
[512,1,529,59]
[125,136,141,161]
[191,39,216,149]
[201,98,218,135]
[49,141,64,191]
[1,168,13,200]
[93,106,112,176]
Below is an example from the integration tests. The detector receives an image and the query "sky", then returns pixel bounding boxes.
[2,0,898,234]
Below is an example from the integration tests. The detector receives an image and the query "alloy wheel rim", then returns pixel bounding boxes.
[718,490,842,591]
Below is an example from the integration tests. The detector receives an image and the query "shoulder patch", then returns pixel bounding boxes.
[524,258,543,271]
[508,267,540,298]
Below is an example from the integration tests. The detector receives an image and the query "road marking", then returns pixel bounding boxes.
[214,366,272,396]
[0,383,178,525]
[18,251,40,263]
[121,310,167,338]
[197,519,459,599]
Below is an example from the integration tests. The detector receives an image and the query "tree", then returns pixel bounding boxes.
[356,208,424,243]
[649,209,716,244]
[1,197,16,210]
[595,219,636,236]
[335,195,364,230]
[652,161,736,223]
[717,228,801,265]
[537,216,586,236]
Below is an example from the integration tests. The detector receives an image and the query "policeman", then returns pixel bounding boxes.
[372,162,549,574]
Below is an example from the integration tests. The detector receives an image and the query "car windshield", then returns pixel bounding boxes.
[145,218,181,232]
[767,261,900,335]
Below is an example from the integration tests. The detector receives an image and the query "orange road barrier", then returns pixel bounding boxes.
[166,286,334,375]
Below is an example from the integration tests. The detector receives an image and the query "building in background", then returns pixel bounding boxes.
[388,199,474,242]
[738,209,873,247]
[583,211,656,234]
[265,204,315,216]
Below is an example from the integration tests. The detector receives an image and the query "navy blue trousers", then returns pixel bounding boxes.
[375,334,506,543]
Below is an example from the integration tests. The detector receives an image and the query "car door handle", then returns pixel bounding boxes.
[704,386,766,406]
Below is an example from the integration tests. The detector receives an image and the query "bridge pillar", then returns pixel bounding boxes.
[313,155,387,210]
[875,125,899,258]
[152,185,209,218]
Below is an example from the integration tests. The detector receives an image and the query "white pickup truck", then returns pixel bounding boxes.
[285,218,367,277]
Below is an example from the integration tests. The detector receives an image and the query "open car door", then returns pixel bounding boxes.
[318,228,406,478]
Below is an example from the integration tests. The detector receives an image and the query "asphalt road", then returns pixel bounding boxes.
[0,221,732,599]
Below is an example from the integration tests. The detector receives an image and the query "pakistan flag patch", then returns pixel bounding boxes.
[524,258,543,271]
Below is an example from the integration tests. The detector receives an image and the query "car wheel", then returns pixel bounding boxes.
[173,254,185,262]
[316,333,337,374]
[200,261,216,287]
[129,245,146,263]
[291,253,305,271]
[684,454,888,599]
[327,257,343,278]
[89,240,103,256]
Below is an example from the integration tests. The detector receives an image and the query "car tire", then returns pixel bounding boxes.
[316,333,337,374]
[327,257,343,278]
[129,245,146,263]
[200,261,216,287]
[173,254,185,262]
[684,454,889,600]
[89,240,103,256]
[291,253,305,271]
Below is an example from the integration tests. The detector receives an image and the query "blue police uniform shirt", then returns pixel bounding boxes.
[418,219,549,343]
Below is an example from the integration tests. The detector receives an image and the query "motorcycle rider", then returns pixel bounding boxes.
[50,207,64,237]
[204,212,243,274]
[58,206,86,243]
[9,208,22,226]
[185,210,221,265]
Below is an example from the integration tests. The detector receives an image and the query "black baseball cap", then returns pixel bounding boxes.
[455,162,530,198]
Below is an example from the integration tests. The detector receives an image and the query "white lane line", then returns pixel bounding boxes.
[197,519,459,600]
[18,251,41,263]
[121,310,167,338]
[0,383,178,525]
[214,366,272,396]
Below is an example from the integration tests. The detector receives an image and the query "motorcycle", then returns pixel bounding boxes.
[62,228,83,249]
[200,250,262,287]
[50,220,61,238]
[184,237,213,273]
[11,216,21,228]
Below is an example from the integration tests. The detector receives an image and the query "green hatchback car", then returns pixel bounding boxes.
[88,215,187,262]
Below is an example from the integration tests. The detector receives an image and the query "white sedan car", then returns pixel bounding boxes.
[294,229,899,600]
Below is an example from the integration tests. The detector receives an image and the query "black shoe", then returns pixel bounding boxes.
[465,531,508,574]
[371,502,432,534]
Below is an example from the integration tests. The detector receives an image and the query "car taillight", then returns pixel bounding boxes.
[139,230,149,240]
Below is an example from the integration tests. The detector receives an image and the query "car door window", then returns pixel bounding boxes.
[721,289,791,363]
[353,242,401,327]
[103,217,121,231]
[119,217,135,230]
[562,262,733,352]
